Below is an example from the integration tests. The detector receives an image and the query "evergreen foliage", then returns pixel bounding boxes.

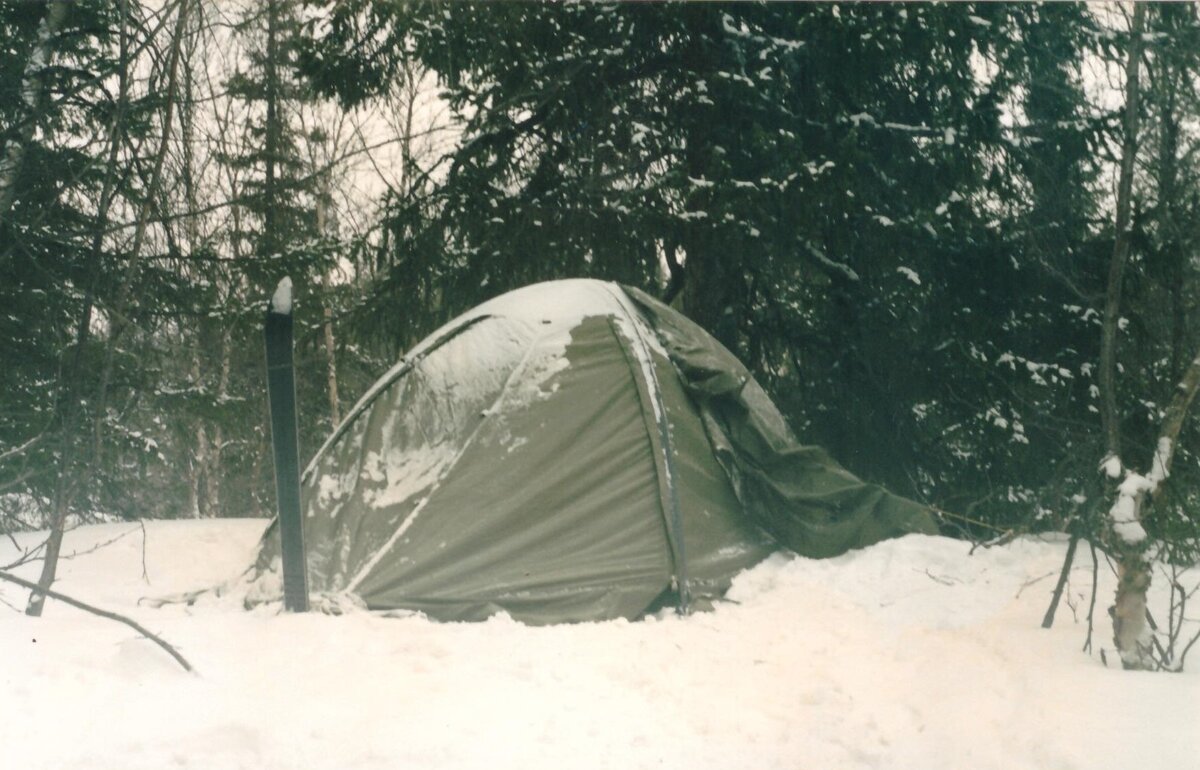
[296,2,1161,539]
[1,0,1199,571]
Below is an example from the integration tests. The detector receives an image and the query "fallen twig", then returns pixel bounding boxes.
[1,536,47,571]
[1019,570,1057,602]
[1177,625,1200,671]
[62,525,141,562]
[0,569,193,673]
[920,568,957,586]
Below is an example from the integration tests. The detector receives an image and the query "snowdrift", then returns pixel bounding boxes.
[1,520,1197,770]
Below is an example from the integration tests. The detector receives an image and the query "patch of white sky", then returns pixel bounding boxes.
[1082,2,1134,220]
[168,0,461,284]
[174,2,1146,289]
[965,3,1129,228]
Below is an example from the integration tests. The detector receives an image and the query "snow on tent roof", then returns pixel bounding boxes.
[253,279,936,623]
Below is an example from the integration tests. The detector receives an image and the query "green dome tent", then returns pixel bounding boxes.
[252,279,936,623]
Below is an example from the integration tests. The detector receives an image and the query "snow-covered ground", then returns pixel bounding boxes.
[1,520,1196,770]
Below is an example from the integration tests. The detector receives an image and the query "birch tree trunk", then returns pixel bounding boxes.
[1108,350,1200,668]
[189,351,209,518]
[1095,2,1152,670]
[0,0,69,225]
[180,10,208,519]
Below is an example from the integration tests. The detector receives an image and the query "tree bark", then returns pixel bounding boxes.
[322,282,340,426]
[263,0,281,260]
[1095,3,1153,670]
[206,324,232,516]
[189,351,209,518]
[1042,534,1080,629]
[180,12,209,519]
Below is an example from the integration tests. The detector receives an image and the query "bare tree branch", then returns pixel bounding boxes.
[0,569,193,673]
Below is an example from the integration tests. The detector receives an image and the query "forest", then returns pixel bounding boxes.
[3,1,1200,675]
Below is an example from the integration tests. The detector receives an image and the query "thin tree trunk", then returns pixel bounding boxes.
[1042,534,1080,629]
[263,0,280,260]
[91,0,191,465]
[316,188,341,426]
[181,12,208,519]
[1155,37,1185,384]
[28,0,190,615]
[206,324,232,516]
[322,283,340,425]
[190,352,208,518]
[399,62,419,199]
[1096,2,1151,670]
[1098,3,1146,466]
[0,0,69,226]
[26,0,131,616]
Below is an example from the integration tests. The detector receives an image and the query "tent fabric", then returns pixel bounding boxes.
[252,279,935,623]
[622,286,938,559]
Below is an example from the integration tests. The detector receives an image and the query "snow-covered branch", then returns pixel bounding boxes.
[0,433,46,466]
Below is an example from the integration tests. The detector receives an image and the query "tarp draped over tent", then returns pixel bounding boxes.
[252,280,936,623]
[622,287,936,560]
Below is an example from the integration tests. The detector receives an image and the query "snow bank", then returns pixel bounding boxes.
[1,521,1196,770]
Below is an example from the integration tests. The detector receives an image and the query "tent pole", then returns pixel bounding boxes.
[606,288,692,614]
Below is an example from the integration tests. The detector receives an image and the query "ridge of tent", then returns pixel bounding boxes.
[604,284,692,614]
